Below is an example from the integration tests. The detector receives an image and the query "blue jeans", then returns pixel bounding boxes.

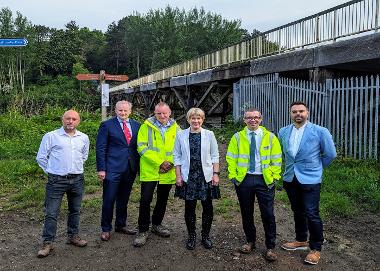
[283,177,323,251]
[235,174,276,249]
[42,174,84,242]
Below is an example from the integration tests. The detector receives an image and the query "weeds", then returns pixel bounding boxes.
[0,110,379,219]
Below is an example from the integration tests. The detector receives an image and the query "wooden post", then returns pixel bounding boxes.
[100,70,107,121]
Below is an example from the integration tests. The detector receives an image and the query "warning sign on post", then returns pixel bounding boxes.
[101,83,109,106]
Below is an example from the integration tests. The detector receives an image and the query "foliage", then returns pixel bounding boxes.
[1,75,99,114]
[104,6,248,79]
[212,115,245,143]
[0,109,101,211]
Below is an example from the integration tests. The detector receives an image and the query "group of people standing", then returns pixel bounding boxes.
[35,100,336,266]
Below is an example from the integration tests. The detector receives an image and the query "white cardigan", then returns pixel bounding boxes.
[173,127,219,183]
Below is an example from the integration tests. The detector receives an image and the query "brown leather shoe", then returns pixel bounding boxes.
[281,240,309,251]
[115,227,137,235]
[264,249,277,262]
[304,250,321,265]
[101,232,111,241]
[37,242,54,258]
[67,235,87,247]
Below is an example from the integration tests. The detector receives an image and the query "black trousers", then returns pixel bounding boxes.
[283,177,323,251]
[184,198,213,235]
[138,182,172,232]
[235,174,276,249]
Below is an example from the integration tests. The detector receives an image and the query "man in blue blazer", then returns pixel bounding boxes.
[96,100,141,241]
[279,101,336,265]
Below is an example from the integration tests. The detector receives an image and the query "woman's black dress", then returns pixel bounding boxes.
[175,132,220,201]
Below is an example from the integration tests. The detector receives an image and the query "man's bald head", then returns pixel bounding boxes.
[62,110,81,134]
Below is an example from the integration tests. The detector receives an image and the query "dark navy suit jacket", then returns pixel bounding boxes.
[96,117,141,173]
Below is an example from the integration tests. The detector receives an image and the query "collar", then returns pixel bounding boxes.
[59,127,79,137]
[292,121,308,130]
[154,117,173,128]
[117,116,129,123]
[247,127,262,136]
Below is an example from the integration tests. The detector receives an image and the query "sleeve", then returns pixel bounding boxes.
[96,122,108,171]
[226,134,238,180]
[320,128,337,167]
[270,134,282,180]
[210,131,219,164]
[82,134,90,162]
[173,132,183,166]
[36,133,51,173]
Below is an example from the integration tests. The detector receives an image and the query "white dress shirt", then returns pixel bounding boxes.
[36,127,90,175]
[289,122,307,158]
[246,127,263,174]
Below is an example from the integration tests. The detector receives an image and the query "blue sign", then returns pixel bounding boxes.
[0,38,28,47]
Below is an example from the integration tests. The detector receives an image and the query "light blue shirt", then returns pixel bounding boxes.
[246,127,262,174]
[289,122,307,158]
[153,118,175,142]
[117,116,132,136]
[36,127,90,175]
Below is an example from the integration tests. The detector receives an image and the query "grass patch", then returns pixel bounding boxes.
[275,157,380,218]
[0,110,379,221]
[0,109,101,210]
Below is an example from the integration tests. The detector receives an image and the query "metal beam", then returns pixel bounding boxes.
[172,88,187,109]
[149,89,160,110]
[195,82,217,107]
[207,88,232,115]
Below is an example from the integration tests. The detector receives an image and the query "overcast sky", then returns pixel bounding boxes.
[2,0,348,33]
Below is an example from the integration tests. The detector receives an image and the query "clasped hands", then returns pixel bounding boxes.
[159,161,173,173]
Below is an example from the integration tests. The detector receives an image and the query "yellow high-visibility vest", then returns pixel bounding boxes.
[226,126,282,185]
[137,117,181,184]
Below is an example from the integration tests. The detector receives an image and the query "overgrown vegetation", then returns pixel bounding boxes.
[1,109,378,220]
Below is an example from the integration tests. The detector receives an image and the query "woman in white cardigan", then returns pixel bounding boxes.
[173,107,220,250]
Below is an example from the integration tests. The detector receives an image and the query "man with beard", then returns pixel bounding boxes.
[279,101,336,265]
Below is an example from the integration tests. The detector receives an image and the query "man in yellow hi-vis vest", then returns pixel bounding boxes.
[133,102,181,247]
[226,108,282,262]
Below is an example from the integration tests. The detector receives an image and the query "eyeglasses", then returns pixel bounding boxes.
[244,116,261,121]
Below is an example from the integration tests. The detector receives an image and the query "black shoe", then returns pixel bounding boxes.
[186,234,196,250]
[201,235,213,249]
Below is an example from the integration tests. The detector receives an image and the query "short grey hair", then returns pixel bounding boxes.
[115,100,132,110]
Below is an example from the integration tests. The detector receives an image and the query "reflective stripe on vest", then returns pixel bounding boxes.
[226,152,249,159]
[234,130,276,166]
[138,126,160,155]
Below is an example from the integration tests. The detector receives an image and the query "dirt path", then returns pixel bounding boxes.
[0,198,379,271]
[1,144,379,270]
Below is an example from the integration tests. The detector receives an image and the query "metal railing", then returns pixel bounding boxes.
[233,74,379,160]
[111,0,379,92]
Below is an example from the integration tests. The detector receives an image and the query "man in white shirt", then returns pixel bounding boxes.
[36,110,89,258]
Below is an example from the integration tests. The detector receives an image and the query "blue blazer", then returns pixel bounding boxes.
[279,122,336,184]
[96,117,141,173]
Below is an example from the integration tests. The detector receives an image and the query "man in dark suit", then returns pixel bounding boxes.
[96,100,141,241]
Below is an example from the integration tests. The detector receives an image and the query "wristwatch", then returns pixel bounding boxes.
[213,172,220,176]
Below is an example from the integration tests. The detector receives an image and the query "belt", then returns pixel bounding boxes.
[49,173,82,179]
